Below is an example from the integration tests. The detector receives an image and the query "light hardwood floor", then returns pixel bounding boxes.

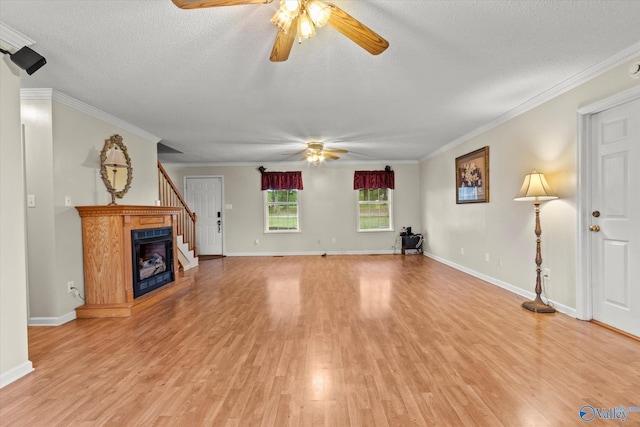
[1,255,639,426]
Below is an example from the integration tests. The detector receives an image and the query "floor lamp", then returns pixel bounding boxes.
[514,171,558,313]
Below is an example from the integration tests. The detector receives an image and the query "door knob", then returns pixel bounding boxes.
[589,225,600,232]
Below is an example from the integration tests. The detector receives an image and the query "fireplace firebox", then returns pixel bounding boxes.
[132,227,174,298]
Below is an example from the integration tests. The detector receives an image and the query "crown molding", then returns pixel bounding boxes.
[20,88,161,143]
[421,41,640,162]
[0,22,34,51]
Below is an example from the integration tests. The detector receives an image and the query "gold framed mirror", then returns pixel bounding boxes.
[100,134,132,205]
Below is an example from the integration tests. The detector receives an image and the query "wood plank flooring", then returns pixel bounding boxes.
[1,255,639,426]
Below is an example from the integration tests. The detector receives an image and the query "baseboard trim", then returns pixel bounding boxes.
[424,252,577,317]
[28,310,77,326]
[591,320,640,342]
[227,250,397,257]
[0,361,34,389]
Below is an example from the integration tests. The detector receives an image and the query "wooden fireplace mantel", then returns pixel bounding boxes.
[75,205,192,318]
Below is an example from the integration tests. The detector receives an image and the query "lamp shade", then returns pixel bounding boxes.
[271,6,295,33]
[283,0,300,12]
[103,147,128,168]
[297,8,316,39]
[306,0,331,27]
[514,171,557,202]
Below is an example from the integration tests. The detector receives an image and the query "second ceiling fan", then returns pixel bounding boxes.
[171,0,389,62]
[282,141,348,163]
[300,141,347,163]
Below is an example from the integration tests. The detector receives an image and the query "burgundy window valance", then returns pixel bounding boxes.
[261,171,304,191]
[353,170,395,190]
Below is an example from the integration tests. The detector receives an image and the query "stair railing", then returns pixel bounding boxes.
[157,161,197,257]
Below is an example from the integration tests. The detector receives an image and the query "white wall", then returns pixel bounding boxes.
[22,93,160,322]
[420,55,640,311]
[163,162,422,255]
[0,55,33,386]
[22,100,55,318]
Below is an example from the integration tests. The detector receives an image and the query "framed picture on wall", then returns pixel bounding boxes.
[455,146,489,204]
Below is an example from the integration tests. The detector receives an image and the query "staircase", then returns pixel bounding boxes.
[176,235,198,271]
[157,161,199,271]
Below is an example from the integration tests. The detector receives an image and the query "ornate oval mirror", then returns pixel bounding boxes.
[100,134,132,205]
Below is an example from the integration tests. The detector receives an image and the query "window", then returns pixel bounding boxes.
[358,188,393,232]
[265,189,300,232]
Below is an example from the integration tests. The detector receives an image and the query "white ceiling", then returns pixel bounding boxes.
[2,0,640,165]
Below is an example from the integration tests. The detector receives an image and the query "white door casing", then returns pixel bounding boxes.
[577,86,640,337]
[185,177,223,255]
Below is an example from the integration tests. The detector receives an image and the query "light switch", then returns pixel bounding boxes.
[64,196,72,207]
[27,194,36,208]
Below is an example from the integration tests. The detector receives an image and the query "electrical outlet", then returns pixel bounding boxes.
[460,248,465,255]
[544,268,551,280]
[67,281,74,293]
[331,237,336,243]
[498,256,503,266]
[485,253,490,263]
[254,239,259,245]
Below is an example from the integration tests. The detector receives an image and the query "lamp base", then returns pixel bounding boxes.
[522,299,556,313]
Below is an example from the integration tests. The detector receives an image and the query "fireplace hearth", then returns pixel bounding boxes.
[132,227,174,298]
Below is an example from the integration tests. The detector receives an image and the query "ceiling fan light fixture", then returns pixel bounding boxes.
[306,0,331,27]
[305,142,325,164]
[307,152,324,165]
[271,6,295,33]
[292,142,345,163]
[297,7,316,40]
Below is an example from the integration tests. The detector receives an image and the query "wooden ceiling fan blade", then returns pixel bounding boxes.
[326,3,389,55]
[324,149,348,154]
[282,149,307,155]
[172,0,272,9]
[270,17,298,62]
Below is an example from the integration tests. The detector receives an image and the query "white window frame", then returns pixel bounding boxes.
[264,189,301,233]
[356,188,394,232]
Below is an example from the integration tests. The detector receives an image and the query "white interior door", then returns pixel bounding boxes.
[590,97,640,337]
[186,177,223,255]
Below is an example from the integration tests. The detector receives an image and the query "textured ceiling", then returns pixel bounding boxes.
[1,0,640,164]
